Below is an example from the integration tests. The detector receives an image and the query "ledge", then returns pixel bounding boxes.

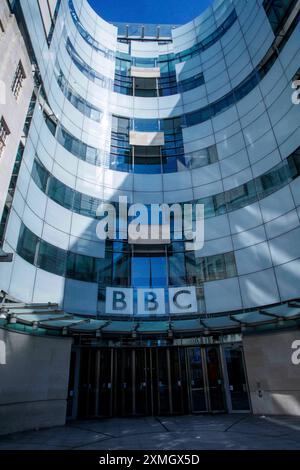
[129,131,165,146]
[130,66,161,78]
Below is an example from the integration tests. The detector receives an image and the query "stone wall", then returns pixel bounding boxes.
[243,329,300,416]
[0,328,72,435]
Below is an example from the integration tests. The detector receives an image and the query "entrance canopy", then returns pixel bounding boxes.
[1,300,300,339]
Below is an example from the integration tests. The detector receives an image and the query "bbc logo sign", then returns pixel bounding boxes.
[105,286,198,316]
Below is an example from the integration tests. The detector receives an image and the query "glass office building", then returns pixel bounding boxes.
[0,0,300,432]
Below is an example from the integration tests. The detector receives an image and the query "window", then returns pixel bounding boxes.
[186,144,218,169]
[68,0,113,58]
[0,117,10,156]
[66,37,109,88]
[134,77,157,97]
[112,252,131,286]
[67,252,97,282]
[263,0,297,34]
[11,61,26,99]
[8,142,24,197]
[133,118,160,132]
[17,225,38,264]
[38,240,67,276]
[73,192,99,217]
[32,159,49,192]
[48,177,74,210]
[0,205,9,246]
[55,65,102,122]
[169,251,186,285]
[178,73,205,93]
[43,111,57,136]
[133,146,161,174]
[132,254,168,287]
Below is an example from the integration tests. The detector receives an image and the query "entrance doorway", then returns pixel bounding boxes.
[72,344,250,418]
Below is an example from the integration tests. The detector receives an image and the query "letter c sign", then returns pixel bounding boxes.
[169,287,197,314]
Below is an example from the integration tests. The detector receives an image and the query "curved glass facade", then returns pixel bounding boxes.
[55,64,103,121]
[31,148,300,220]
[0,0,299,322]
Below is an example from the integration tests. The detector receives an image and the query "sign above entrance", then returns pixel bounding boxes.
[105,286,198,316]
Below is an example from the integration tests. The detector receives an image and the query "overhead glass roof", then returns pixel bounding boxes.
[261,303,300,319]
[1,300,300,338]
[232,311,277,325]
[115,23,178,39]
[201,316,240,330]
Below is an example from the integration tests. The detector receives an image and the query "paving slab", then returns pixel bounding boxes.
[0,415,300,450]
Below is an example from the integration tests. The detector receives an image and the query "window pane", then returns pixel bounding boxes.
[32,160,48,192]
[38,240,66,276]
[17,225,38,264]
[48,177,74,210]
[169,251,186,285]
[67,252,96,282]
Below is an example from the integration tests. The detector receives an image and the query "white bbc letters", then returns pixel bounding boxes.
[137,288,165,315]
[169,286,197,314]
[105,286,197,316]
[106,287,133,315]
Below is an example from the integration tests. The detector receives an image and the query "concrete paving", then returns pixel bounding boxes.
[0,415,300,450]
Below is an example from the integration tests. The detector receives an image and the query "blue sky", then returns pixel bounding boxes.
[87,0,213,24]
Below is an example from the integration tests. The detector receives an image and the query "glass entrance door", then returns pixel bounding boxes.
[114,349,134,416]
[205,346,226,411]
[75,344,249,418]
[169,347,188,414]
[135,348,148,415]
[96,349,113,418]
[187,347,208,412]
[223,345,250,412]
[187,346,226,413]
[152,349,172,415]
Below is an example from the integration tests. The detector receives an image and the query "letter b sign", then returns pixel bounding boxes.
[137,289,165,315]
[106,287,133,315]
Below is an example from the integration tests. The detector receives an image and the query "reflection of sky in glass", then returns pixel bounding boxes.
[88,0,213,25]
[133,118,160,132]
[132,256,167,287]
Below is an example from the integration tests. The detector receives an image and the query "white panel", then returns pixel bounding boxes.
[239,269,279,308]
[205,214,231,240]
[269,227,300,266]
[42,223,70,250]
[259,186,295,223]
[33,269,65,304]
[265,210,299,240]
[232,225,266,251]
[26,181,47,219]
[275,259,300,301]
[130,67,160,78]
[64,279,98,315]
[236,242,272,275]
[129,131,165,146]
[229,202,263,234]
[69,236,105,258]
[70,212,99,241]
[4,210,21,251]
[9,255,36,303]
[205,278,242,313]
[45,199,72,234]
[163,171,192,191]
